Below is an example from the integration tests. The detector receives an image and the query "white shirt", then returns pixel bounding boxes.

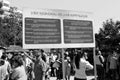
[0,60,11,80]
[74,58,93,79]
[26,57,32,67]
[11,66,27,80]
[0,65,5,80]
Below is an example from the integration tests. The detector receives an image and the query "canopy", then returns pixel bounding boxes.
[6,45,28,52]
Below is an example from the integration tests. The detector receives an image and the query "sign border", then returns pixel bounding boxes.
[23,8,95,49]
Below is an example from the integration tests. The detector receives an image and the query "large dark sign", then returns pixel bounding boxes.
[25,18,61,44]
[63,19,93,43]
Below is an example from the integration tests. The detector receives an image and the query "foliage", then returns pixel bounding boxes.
[0,7,22,47]
[96,19,120,52]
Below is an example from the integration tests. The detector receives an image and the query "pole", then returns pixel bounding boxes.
[13,11,16,46]
[62,48,65,80]
[93,47,97,80]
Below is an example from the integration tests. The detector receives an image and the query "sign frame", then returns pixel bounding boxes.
[23,8,95,49]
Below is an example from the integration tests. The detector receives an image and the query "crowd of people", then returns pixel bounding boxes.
[0,48,73,80]
[95,49,120,80]
[0,49,47,80]
[0,47,120,80]
[0,48,93,80]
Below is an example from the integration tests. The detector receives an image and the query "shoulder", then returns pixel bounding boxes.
[84,60,90,65]
[82,59,92,65]
[81,58,87,62]
[5,61,10,66]
[81,59,89,65]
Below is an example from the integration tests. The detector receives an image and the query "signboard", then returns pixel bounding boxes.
[23,8,95,49]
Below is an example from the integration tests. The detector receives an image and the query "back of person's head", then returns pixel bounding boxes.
[41,49,44,53]
[13,55,23,66]
[75,50,84,69]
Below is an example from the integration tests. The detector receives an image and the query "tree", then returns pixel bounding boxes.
[96,19,120,52]
[0,6,22,47]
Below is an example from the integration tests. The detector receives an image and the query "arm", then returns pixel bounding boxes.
[100,55,104,63]
[7,62,12,74]
[23,51,35,62]
[72,55,76,70]
[86,61,93,70]
[99,55,104,65]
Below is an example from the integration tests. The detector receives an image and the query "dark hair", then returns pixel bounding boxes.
[41,49,44,53]
[0,59,5,65]
[1,54,7,60]
[13,55,23,66]
[75,51,84,69]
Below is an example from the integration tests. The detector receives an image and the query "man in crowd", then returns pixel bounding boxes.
[95,50,105,80]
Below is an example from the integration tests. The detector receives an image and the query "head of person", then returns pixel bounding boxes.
[40,49,47,62]
[0,47,6,58]
[40,49,44,53]
[84,52,88,60]
[113,51,117,56]
[12,55,24,68]
[1,53,7,60]
[34,49,42,60]
[96,50,102,55]
[64,51,68,59]
[7,52,14,59]
[75,50,86,69]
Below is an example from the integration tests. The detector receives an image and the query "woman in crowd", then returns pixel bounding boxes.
[10,55,27,80]
[64,54,71,80]
[0,53,11,80]
[0,59,6,80]
[74,50,93,80]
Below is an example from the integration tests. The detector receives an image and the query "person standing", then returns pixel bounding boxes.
[74,50,93,80]
[0,59,5,80]
[106,51,118,80]
[1,53,11,80]
[64,54,71,80]
[10,55,27,80]
[118,55,120,80]
[95,50,105,80]
[25,52,34,80]
[24,50,47,80]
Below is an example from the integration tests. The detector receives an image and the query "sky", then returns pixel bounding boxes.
[9,0,120,33]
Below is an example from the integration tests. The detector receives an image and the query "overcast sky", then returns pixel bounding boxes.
[9,0,120,33]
